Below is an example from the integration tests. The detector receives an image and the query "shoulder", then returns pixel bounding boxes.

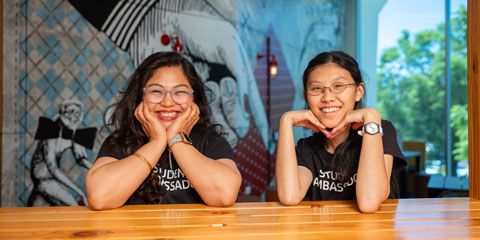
[380,120,407,169]
[381,119,395,129]
[381,120,398,136]
[296,133,321,147]
[190,126,225,143]
[296,133,322,155]
[97,132,125,160]
[189,126,233,159]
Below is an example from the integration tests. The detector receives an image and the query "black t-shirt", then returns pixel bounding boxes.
[296,120,406,201]
[96,128,233,204]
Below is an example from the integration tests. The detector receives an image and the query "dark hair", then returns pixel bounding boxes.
[103,52,216,203]
[302,51,399,198]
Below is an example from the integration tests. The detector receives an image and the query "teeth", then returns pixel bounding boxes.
[159,111,177,117]
[322,107,339,113]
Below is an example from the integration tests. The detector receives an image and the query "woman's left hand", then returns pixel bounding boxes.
[166,103,200,139]
[328,108,381,139]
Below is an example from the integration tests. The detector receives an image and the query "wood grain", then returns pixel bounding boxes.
[0,198,479,239]
[468,0,480,200]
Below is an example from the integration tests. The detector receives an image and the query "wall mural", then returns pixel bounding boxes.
[29,100,95,206]
[2,0,344,206]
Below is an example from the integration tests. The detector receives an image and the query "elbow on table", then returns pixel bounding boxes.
[205,194,237,207]
[278,194,302,206]
[218,197,236,207]
[356,200,380,213]
[87,197,109,211]
[203,187,239,207]
[87,191,122,211]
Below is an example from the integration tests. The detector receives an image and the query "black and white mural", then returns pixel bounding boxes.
[2,0,345,206]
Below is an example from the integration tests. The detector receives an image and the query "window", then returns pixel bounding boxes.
[376,0,468,177]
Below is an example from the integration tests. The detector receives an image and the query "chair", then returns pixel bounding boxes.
[402,140,429,198]
[402,141,426,172]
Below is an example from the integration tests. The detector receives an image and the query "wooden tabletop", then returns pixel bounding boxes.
[0,197,479,239]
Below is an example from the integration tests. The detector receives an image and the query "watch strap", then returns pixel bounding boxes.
[168,132,192,147]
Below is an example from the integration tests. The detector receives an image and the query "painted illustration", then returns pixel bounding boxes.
[28,100,96,206]
[67,0,273,195]
[67,0,268,149]
[1,0,344,206]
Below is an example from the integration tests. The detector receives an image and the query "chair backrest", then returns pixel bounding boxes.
[402,140,426,172]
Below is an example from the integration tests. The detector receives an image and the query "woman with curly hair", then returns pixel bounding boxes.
[86,52,241,210]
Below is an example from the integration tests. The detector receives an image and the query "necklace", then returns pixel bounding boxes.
[168,148,173,169]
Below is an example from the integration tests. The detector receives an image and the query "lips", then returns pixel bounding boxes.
[321,107,340,113]
[157,111,179,121]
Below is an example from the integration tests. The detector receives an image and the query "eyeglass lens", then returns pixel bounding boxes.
[143,87,193,104]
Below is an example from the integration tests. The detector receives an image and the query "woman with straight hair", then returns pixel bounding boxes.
[276,51,406,213]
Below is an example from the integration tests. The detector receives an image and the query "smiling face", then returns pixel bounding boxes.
[143,66,193,129]
[305,63,364,128]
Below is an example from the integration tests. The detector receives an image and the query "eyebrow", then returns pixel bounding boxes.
[309,76,349,85]
[146,83,191,88]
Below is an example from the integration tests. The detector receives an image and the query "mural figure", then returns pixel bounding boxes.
[28,100,97,206]
[67,0,269,149]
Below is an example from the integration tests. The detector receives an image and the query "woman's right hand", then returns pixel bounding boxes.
[280,110,329,136]
[134,102,167,144]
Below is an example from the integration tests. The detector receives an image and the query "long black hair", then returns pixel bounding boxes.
[302,51,399,198]
[103,52,216,203]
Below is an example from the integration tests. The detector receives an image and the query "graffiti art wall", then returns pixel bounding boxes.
[2,0,345,206]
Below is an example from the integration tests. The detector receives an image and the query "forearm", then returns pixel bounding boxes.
[86,139,167,210]
[356,111,389,213]
[170,143,241,207]
[275,116,305,205]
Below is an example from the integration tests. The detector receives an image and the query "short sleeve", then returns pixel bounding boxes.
[295,138,316,174]
[382,120,407,172]
[96,135,126,160]
[193,130,234,161]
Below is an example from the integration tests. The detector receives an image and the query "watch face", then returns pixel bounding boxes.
[365,122,379,134]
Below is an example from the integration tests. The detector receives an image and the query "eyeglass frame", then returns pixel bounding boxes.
[306,82,359,96]
[142,86,194,104]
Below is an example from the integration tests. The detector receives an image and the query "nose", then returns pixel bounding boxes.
[321,88,335,102]
[161,91,175,106]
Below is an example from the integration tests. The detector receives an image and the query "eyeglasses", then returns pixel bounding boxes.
[306,82,358,96]
[143,86,194,104]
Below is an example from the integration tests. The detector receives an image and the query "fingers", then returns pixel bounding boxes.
[330,119,346,135]
[289,110,326,132]
[327,111,364,139]
[168,103,199,137]
[184,104,200,134]
[186,104,200,134]
[134,102,149,134]
[135,102,166,140]
[306,111,326,131]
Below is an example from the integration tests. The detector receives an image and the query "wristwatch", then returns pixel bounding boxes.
[357,122,383,136]
[168,132,193,147]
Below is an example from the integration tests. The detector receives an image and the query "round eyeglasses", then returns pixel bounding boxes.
[306,82,358,96]
[143,86,194,104]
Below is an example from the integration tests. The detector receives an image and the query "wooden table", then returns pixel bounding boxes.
[1,198,479,239]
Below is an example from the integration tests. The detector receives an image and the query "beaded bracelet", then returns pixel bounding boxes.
[132,152,153,171]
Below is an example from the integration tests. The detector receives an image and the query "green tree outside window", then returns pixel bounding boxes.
[377,5,467,175]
